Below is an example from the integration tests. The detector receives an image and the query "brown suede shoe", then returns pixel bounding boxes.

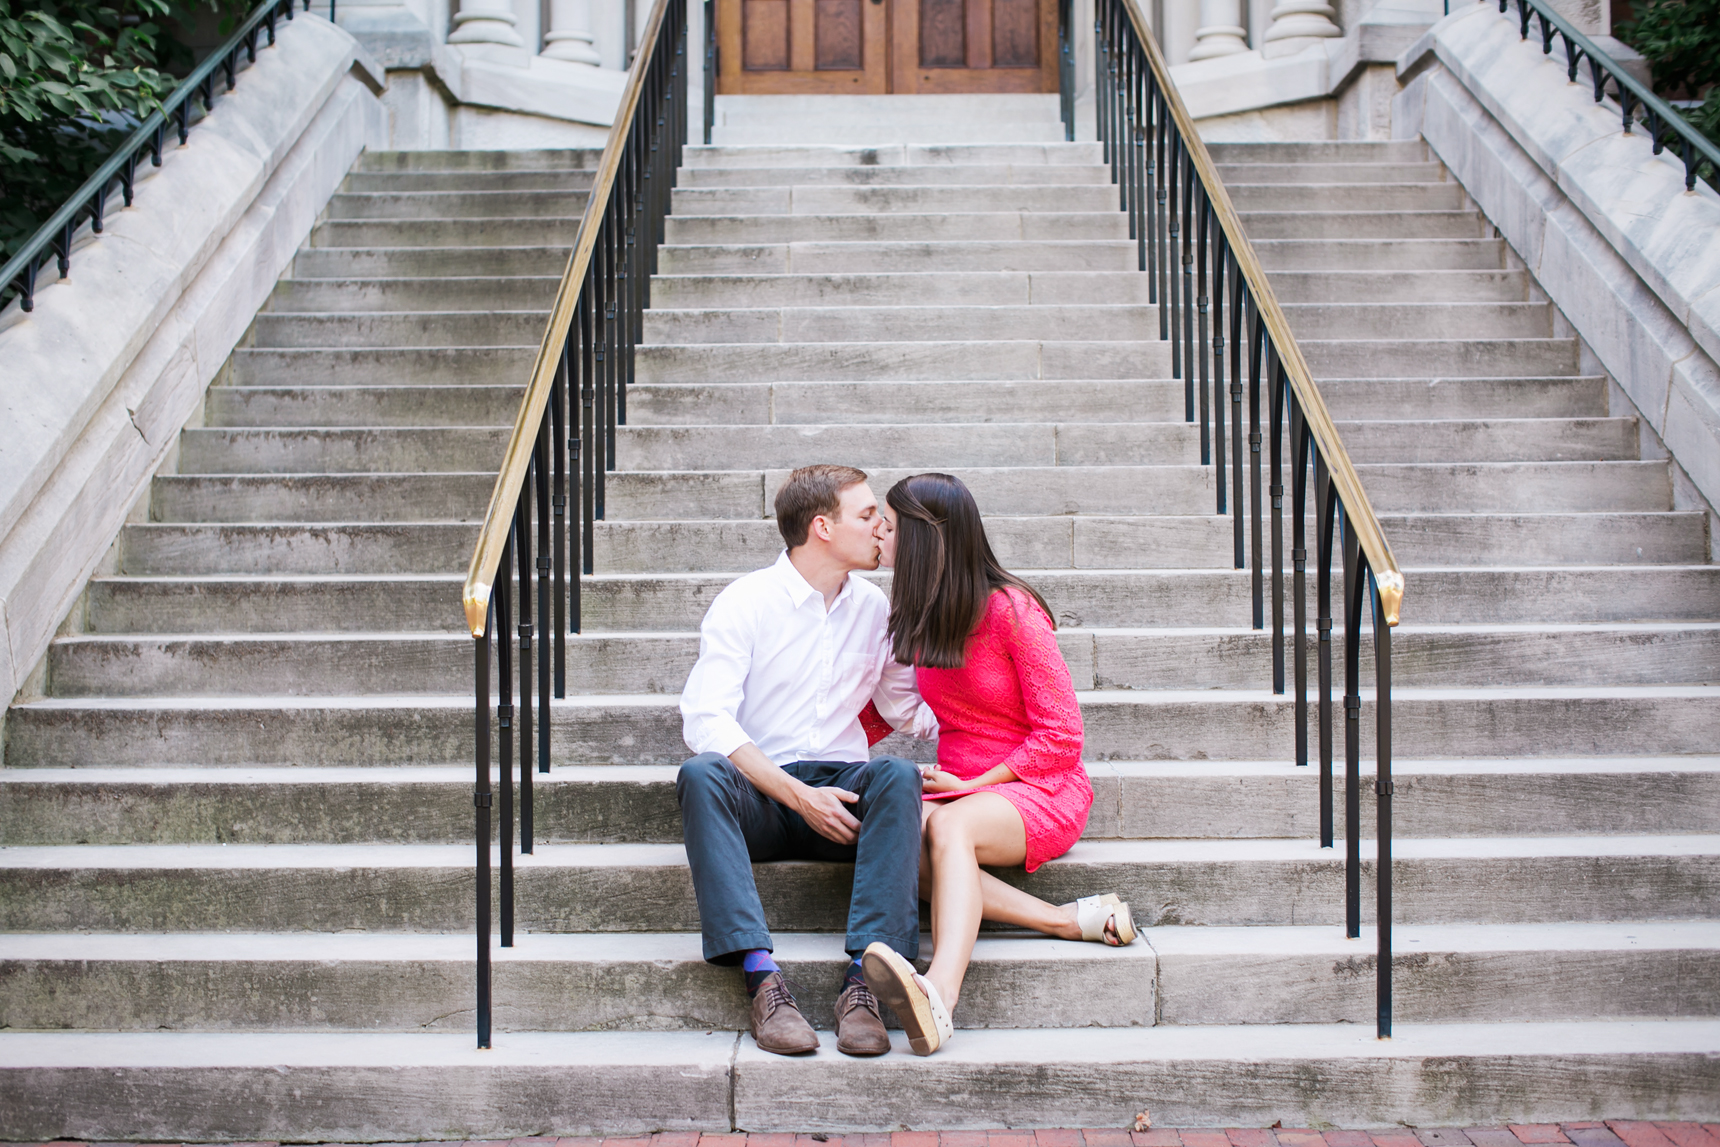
[749,972,819,1055]
[833,980,890,1056]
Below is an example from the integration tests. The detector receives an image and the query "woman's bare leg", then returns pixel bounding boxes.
[921,792,1091,1011]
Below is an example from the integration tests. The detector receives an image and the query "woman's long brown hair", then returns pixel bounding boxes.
[886,473,1054,669]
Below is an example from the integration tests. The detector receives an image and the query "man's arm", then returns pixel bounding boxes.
[726,742,861,846]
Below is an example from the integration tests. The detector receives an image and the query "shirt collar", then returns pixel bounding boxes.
[773,549,854,612]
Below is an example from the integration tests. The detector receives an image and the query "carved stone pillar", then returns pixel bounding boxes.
[542,0,603,63]
[448,0,526,48]
[1261,0,1340,56]
[1189,0,1250,59]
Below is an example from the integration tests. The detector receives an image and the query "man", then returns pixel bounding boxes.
[677,464,934,1057]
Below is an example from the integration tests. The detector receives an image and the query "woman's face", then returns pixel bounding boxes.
[875,503,898,569]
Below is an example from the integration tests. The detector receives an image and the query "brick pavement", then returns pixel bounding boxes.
[12,1122,1720,1147]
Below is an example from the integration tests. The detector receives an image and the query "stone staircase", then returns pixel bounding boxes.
[1,96,1717,1137]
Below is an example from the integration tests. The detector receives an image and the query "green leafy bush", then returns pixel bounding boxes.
[1613,0,1719,184]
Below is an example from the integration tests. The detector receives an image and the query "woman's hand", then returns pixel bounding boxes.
[922,768,975,794]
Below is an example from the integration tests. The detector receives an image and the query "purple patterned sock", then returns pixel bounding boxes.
[741,948,779,996]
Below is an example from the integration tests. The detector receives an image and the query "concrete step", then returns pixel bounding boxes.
[311,217,581,248]
[249,311,545,349]
[9,686,1720,767]
[681,141,1104,167]
[177,427,507,475]
[269,277,560,313]
[1264,269,1528,303]
[1213,161,1448,184]
[662,211,1131,243]
[640,304,1162,344]
[205,384,524,428]
[1225,183,1467,211]
[657,240,1138,274]
[615,422,1199,471]
[8,759,1717,843]
[355,149,603,172]
[47,622,1720,699]
[648,271,1154,308]
[341,170,599,192]
[2,924,1712,1033]
[669,185,1122,215]
[2,1022,1715,1138]
[1252,237,1506,271]
[85,575,467,634]
[3,835,1715,930]
[1206,140,1432,163]
[1283,302,1551,340]
[231,347,537,387]
[677,163,1111,187]
[1333,417,1637,464]
[117,524,476,576]
[635,340,1175,382]
[1302,338,1579,378]
[624,376,1609,426]
[712,123,1068,145]
[150,473,495,523]
[1236,210,1487,240]
[323,190,589,220]
[292,245,574,279]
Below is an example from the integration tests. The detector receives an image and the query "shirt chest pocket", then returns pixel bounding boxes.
[832,650,879,703]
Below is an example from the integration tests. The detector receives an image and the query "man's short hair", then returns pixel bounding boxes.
[775,464,869,549]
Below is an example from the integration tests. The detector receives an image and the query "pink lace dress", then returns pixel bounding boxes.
[916,587,1090,872]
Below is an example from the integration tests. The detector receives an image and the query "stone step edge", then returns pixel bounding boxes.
[7,921,1716,962]
[5,835,1716,867]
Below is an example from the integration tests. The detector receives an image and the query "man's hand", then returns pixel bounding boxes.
[796,784,862,845]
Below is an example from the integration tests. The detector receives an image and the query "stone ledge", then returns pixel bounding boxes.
[1393,4,1720,522]
[0,15,387,702]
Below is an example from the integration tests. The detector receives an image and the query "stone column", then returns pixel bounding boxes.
[542,0,603,63]
[1189,0,1250,59]
[1261,0,1340,55]
[448,0,526,48]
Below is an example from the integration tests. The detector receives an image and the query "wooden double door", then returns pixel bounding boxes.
[715,0,1059,94]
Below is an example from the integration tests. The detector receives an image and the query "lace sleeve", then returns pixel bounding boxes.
[992,589,1084,786]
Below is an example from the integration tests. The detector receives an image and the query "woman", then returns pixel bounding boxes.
[861,472,1137,1057]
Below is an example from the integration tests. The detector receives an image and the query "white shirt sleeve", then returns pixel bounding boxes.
[680,586,757,760]
[870,640,938,740]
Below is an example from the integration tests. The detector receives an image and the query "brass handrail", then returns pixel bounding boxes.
[1122,0,1403,627]
[460,0,676,640]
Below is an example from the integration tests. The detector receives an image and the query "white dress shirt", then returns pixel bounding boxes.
[681,551,930,766]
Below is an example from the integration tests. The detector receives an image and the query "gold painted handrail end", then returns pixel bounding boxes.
[1376,569,1405,628]
[464,584,491,639]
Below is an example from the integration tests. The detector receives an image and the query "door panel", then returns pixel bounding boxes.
[715,0,1057,94]
[718,0,888,93]
[891,0,1058,92]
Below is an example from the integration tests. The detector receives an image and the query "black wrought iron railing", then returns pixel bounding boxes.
[0,0,332,313]
[1075,0,1406,1038]
[460,0,687,1050]
[1492,0,1719,192]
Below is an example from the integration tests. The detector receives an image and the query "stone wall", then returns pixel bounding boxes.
[0,15,388,704]
[1395,4,1720,553]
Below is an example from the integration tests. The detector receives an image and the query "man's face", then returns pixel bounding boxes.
[819,482,882,571]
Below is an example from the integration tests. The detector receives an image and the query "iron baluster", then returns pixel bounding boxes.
[553,339,568,698]
[1229,267,1245,568]
[1269,348,1285,695]
[581,284,598,573]
[1291,399,1309,765]
[1212,233,1227,514]
[1247,305,1264,629]
[1167,135,1182,390]
[1373,573,1395,1039]
[536,413,552,783]
[516,478,533,855]
[1343,513,1362,940]
[593,224,608,519]
[1181,145,1195,423]
[474,602,493,1049]
[1316,454,1336,847]
[497,529,515,948]
[1156,94,1170,338]
[1195,190,1210,465]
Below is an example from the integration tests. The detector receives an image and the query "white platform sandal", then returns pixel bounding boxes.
[861,941,955,1056]
[1076,893,1138,946]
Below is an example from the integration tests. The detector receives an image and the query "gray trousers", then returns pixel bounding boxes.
[675,752,924,965]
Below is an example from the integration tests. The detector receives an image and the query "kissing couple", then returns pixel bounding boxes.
[677,464,1138,1058]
